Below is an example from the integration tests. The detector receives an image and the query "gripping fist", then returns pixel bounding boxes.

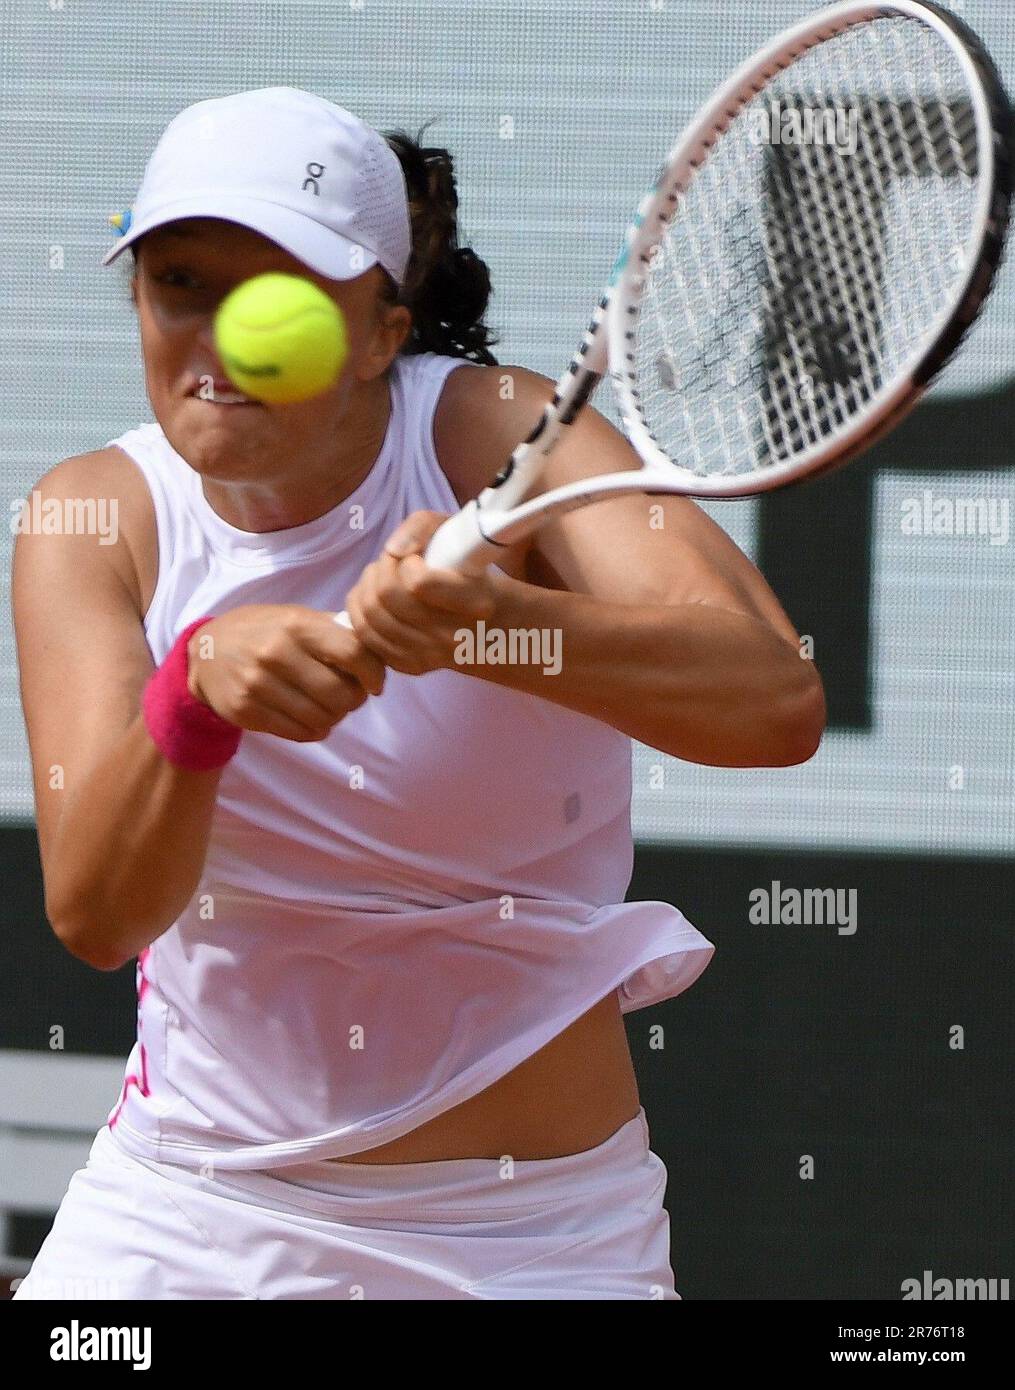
[187,604,386,741]
[343,511,503,676]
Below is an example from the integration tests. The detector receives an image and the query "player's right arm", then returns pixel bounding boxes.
[12,455,384,971]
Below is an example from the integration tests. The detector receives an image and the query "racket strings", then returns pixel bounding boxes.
[625,13,984,479]
[764,104,892,443]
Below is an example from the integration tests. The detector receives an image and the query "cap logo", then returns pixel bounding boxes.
[302,161,325,196]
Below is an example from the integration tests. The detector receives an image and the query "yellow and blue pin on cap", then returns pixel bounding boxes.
[108,209,133,237]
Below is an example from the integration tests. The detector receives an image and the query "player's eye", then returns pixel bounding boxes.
[153,267,201,289]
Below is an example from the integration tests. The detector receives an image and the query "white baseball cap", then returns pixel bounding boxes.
[101,87,412,287]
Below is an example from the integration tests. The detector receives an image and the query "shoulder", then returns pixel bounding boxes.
[17,445,156,619]
[432,360,556,508]
[431,361,561,582]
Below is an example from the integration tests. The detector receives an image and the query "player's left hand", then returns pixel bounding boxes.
[343,510,504,675]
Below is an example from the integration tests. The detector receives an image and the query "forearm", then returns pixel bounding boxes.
[455,574,826,766]
[46,714,223,969]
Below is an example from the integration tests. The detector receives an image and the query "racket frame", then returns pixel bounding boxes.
[422,0,1013,575]
[609,0,1013,499]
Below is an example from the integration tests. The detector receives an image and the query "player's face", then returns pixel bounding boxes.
[130,217,409,487]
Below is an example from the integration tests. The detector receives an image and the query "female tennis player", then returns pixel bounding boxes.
[11,88,825,1300]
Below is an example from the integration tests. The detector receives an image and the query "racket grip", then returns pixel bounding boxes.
[422,500,502,575]
[333,501,503,630]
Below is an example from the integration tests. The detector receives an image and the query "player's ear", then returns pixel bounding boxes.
[382,302,412,357]
[371,268,411,366]
[360,300,411,380]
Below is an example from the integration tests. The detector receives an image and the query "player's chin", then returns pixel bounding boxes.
[169,410,274,474]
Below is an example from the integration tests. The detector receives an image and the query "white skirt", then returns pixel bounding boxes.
[12,1108,680,1300]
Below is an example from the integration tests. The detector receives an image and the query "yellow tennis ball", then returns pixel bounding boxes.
[214,273,348,405]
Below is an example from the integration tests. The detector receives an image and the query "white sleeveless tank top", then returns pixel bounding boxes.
[102,349,715,1169]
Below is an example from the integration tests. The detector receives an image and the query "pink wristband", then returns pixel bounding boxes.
[142,617,242,771]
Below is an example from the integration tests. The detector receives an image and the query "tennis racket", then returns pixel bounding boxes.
[337,0,1012,625]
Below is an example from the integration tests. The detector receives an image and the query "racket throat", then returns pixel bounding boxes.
[486,367,605,509]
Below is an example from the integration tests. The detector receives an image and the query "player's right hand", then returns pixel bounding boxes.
[184,604,386,742]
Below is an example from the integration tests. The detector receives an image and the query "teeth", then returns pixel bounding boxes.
[198,388,251,404]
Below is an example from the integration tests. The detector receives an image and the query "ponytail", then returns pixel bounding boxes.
[381,122,499,365]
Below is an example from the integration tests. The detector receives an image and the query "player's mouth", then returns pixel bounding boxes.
[188,379,261,406]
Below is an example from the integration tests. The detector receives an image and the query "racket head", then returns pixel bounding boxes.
[604,0,1014,499]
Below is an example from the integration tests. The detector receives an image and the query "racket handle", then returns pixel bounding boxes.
[333,501,503,630]
[422,500,502,574]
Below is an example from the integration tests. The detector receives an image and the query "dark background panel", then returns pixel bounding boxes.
[628,846,1015,1299]
[0,826,136,1055]
[2,827,1011,1299]
[758,380,1015,730]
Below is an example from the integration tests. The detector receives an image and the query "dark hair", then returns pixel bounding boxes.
[380,122,499,365]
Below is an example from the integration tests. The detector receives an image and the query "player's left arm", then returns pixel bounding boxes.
[346,363,826,767]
